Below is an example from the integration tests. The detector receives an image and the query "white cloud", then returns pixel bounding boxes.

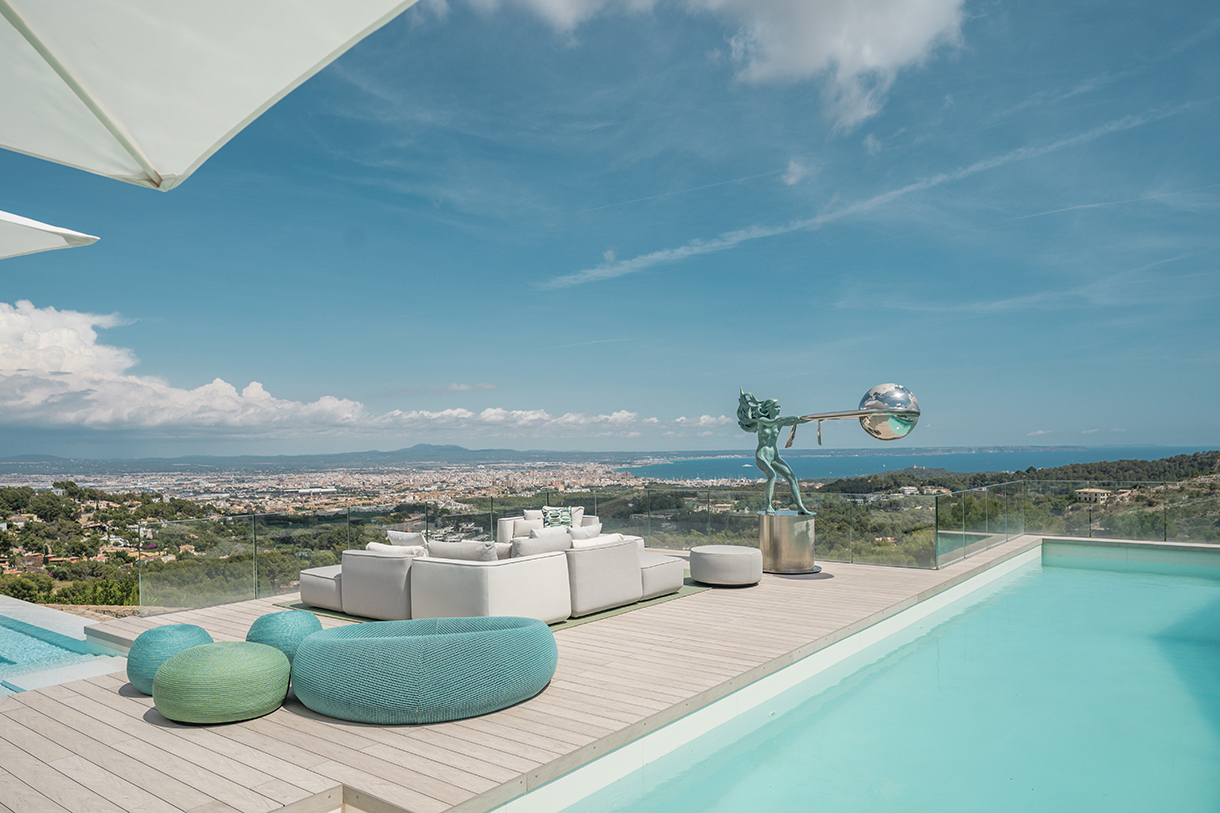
[470,0,646,32]
[781,158,813,186]
[1027,429,1052,437]
[466,0,963,128]
[0,301,719,443]
[689,0,965,129]
[674,414,733,427]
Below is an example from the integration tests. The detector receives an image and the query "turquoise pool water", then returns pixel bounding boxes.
[560,556,1220,812]
[0,596,126,694]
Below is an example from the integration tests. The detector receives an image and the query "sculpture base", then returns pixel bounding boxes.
[758,511,819,574]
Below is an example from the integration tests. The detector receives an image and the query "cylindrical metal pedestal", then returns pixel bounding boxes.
[758,511,820,574]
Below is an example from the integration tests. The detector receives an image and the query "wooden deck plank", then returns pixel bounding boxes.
[0,767,73,813]
[10,690,286,813]
[3,705,214,811]
[0,735,129,813]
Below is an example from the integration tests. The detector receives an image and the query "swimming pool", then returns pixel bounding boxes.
[0,596,127,694]
[516,543,1220,813]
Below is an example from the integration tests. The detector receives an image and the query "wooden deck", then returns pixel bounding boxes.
[0,536,1041,813]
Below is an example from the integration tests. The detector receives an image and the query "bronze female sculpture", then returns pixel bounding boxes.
[737,390,813,515]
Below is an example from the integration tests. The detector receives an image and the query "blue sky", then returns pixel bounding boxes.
[2,0,1218,457]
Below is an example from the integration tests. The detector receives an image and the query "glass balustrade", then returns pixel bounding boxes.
[132,478,1219,614]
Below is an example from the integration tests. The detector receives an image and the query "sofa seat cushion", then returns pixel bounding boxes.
[300,565,343,613]
[640,554,684,600]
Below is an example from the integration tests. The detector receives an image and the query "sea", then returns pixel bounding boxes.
[620,446,1218,482]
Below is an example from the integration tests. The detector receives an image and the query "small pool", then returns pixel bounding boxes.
[519,543,1220,813]
[0,596,127,695]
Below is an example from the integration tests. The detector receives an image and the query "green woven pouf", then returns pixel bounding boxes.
[246,610,322,663]
[292,617,558,724]
[153,641,290,724]
[126,624,214,695]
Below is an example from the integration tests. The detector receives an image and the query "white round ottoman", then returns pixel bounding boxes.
[689,545,763,586]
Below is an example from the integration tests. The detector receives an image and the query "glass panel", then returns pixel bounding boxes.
[139,515,255,615]
[591,488,649,543]
[935,491,966,567]
[809,492,854,563]
[850,493,936,568]
[1163,479,1219,543]
[706,488,763,548]
[254,511,351,599]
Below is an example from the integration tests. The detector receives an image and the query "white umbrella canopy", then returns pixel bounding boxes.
[0,209,98,260]
[0,0,420,191]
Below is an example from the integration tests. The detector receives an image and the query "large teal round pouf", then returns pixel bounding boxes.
[153,641,290,724]
[291,617,558,724]
[126,623,214,695]
[246,610,322,663]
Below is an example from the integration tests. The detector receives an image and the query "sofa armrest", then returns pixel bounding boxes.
[495,516,524,546]
[340,549,417,620]
[410,552,572,624]
[565,538,643,617]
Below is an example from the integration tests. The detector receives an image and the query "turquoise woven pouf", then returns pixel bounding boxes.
[153,641,290,724]
[126,623,214,695]
[291,617,558,724]
[246,610,322,663]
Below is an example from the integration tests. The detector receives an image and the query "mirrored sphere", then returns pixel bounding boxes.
[859,383,920,441]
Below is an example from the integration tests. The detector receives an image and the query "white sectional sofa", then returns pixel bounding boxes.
[298,510,683,624]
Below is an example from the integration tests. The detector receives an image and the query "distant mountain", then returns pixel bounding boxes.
[0,454,72,463]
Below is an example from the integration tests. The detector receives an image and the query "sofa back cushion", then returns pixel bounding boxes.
[512,533,572,558]
[523,509,544,521]
[427,540,498,561]
[530,525,571,540]
[571,532,623,549]
[366,541,426,557]
[512,517,545,539]
[568,522,602,541]
[386,530,427,547]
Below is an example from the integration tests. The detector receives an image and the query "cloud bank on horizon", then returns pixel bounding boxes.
[0,301,731,442]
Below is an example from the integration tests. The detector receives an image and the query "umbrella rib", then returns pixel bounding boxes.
[0,0,165,189]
